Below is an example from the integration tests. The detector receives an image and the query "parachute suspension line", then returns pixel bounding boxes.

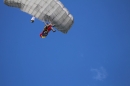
[43,16,52,26]
[47,16,55,27]
[43,20,47,26]
[43,18,54,26]
[43,21,51,26]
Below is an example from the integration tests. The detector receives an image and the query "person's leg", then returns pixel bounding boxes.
[42,31,48,36]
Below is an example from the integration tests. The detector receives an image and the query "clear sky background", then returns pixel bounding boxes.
[0,0,130,86]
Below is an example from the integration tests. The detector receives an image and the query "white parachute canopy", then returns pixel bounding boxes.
[4,0,74,33]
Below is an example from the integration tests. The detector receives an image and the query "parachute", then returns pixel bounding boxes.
[4,0,74,33]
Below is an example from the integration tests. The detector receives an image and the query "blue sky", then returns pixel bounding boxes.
[0,0,130,86]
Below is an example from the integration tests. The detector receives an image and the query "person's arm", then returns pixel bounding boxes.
[43,26,47,31]
[51,27,56,32]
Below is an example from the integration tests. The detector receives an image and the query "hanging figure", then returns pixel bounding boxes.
[40,23,56,38]
[31,16,35,23]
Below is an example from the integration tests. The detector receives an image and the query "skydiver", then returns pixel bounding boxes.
[40,23,56,38]
[31,16,35,23]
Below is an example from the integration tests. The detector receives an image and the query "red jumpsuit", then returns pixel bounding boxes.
[40,25,52,37]
[40,24,55,38]
[46,25,52,32]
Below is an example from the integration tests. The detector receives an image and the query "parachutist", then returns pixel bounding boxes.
[40,23,56,38]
